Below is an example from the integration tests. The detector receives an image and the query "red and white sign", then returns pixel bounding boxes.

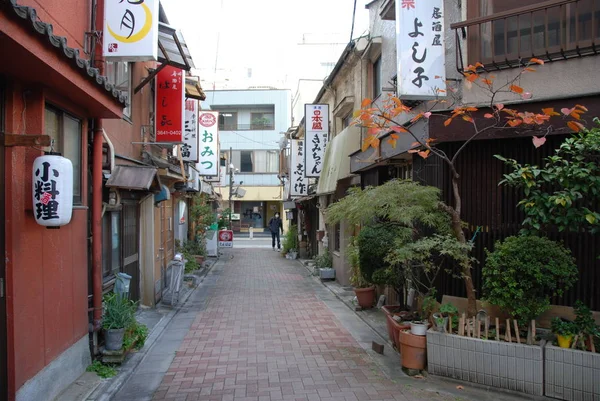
[304,104,329,178]
[155,65,184,143]
[218,230,233,248]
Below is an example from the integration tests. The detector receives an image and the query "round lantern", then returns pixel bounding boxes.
[32,153,73,228]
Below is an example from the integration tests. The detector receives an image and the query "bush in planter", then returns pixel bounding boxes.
[102,293,136,350]
[315,249,333,269]
[357,223,407,283]
[347,236,368,288]
[282,224,299,255]
[572,301,600,351]
[483,235,578,327]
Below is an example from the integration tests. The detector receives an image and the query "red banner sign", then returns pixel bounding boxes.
[155,65,184,143]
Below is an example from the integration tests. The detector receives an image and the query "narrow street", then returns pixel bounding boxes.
[112,249,519,401]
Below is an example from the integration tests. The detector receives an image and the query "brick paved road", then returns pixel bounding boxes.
[147,249,477,401]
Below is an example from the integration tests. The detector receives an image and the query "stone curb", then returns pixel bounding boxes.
[87,258,220,401]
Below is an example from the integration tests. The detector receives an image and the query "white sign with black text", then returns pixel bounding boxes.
[182,100,199,162]
[396,0,446,99]
[290,139,309,197]
[304,104,329,178]
[197,112,219,176]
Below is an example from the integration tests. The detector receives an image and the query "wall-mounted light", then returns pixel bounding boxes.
[32,153,73,228]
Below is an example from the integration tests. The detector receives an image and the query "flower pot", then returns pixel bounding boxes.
[194,255,205,264]
[557,334,573,348]
[319,268,335,280]
[399,330,427,370]
[104,328,125,351]
[289,251,298,260]
[382,305,403,345]
[354,287,375,309]
[316,230,325,241]
[410,321,429,336]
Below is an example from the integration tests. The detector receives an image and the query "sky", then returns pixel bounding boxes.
[161,0,370,92]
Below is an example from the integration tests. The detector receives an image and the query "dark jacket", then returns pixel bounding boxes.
[268,216,283,234]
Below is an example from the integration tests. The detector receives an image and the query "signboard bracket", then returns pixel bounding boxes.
[1,133,51,147]
[134,63,168,95]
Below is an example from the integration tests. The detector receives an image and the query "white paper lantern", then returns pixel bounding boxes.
[32,154,73,227]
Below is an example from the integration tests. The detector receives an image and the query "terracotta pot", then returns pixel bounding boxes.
[354,287,375,309]
[398,330,427,370]
[194,255,205,264]
[382,306,410,349]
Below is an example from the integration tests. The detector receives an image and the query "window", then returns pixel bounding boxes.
[218,112,238,130]
[105,61,131,118]
[240,151,253,172]
[102,211,121,279]
[342,113,353,129]
[44,106,82,204]
[250,112,275,130]
[372,56,382,99]
[466,0,599,65]
[334,222,340,252]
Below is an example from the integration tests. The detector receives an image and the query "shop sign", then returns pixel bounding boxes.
[396,0,446,99]
[103,0,160,61]
[304,104,329,178]
[155,65,184,143]
[32,154,73,227]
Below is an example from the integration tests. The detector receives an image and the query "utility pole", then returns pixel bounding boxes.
[228,146,233,229]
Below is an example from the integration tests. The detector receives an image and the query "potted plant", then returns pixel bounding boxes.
[102,293,135,351]
[432,302,459,333]
[188,193,215,262]
[315,248,334,280]
[551,317,577,348]
[282,225,299,259]
[347,236,374,309]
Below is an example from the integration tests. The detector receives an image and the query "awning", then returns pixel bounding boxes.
[105,166,161,191]
[185,77,206,101]
[316,125,361,195]
[158,22,195,71]
[134,23,196,94]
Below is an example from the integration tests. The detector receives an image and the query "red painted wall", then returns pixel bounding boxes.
[3,81,90,397]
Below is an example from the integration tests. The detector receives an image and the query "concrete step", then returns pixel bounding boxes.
[51,372,103,401]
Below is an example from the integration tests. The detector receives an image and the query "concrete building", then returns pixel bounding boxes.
[202,89,292,233]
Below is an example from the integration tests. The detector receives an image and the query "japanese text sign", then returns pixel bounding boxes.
[32,154,73,227]
[304,104,329,178]
[182,100,199,162]
[197,111,219,176]
[103,0,159,61]
[291,139,309,197]
[396,0,446,99]
[155,65,184,143]
[218,230,233,248]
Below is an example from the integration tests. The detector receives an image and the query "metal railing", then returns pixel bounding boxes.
[218,123,275,131]
[451,0,599,71]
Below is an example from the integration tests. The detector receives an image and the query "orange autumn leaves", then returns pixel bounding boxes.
[353,60,587,157]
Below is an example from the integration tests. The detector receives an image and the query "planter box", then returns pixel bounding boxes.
[427,330,544,396]
[545,345,600,400]
[319,268,335,280]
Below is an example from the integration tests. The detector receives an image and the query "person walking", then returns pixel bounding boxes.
[268,212,284,251]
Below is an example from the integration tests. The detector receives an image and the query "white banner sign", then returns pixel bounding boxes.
[182,100,199,162]
[197,112,219,176]
[304,104,329,178]
[103,0,159,61]
[396,0,446,99]
[291,139,309,197]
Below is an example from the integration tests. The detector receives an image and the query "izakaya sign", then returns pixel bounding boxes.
[182,100,199,162]
[103,0,160,61]
[155,65,184,143]
[197,112,219,176]
[304,104,329,178]
[290,139,308,197]
[32,154,73,227]
[396,0,446,99]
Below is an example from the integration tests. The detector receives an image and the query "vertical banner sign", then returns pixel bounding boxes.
[197,112,219,176]
[291,139,308,197]
[304,104,329,178]
[32,154,73,227]
[182,100,199,162]
[103,0,160,61]
[396,0,446,99]
[155,65,184,143]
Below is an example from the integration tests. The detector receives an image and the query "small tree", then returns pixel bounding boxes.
[497,121,600,235]
[354,61,587,316]
[483,235,578,330]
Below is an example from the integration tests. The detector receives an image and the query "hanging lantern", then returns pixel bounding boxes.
[32,153,73,228]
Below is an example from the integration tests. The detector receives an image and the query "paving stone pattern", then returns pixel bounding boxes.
[151,249,455,401]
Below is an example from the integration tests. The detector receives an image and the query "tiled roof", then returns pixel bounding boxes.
[6,0,127,105]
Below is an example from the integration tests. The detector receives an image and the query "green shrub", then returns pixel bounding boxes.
[315,249,333,268]
[357,223,404,283]
[102,293,136,330]
[551,317,577,336]
[483,235,578,325]
[86,360,117,379]
[282,224,299,253]
[348,236,369,288]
